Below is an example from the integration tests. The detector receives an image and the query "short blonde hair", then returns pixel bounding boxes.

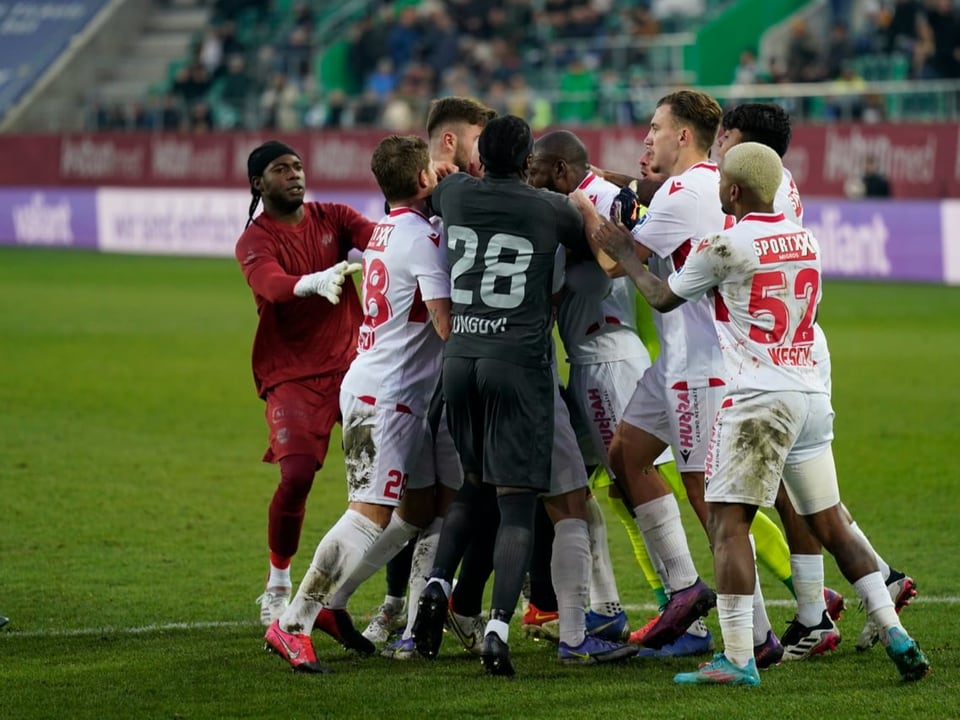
[721,141,782,204]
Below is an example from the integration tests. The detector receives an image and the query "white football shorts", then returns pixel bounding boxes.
[704,389,836,510]
[621,357,721,473]
[340,390,432,506]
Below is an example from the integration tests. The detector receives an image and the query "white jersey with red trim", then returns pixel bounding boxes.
[558,171,646,364]
[668,212,826,394]
[775,166,831,385]
[776,167,804,225]
[341,208,450,416]
[631,161,732,385]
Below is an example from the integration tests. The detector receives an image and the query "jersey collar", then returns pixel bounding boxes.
[741,211,786,224]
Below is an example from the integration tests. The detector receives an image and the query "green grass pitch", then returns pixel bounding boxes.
[0,248,958,719]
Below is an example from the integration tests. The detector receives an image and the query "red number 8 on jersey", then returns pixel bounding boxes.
[362,257,393,329]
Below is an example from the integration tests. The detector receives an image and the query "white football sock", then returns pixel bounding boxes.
[790,553,827,626]
[585,495,621,614]
[279,509,381,633]
[267,564,291,590]
[402,517,442,639]
[633,494,698,592]
[854,571,899,638]
[717,593,754,668]
[326,512,419,609]
[551,518,590,647]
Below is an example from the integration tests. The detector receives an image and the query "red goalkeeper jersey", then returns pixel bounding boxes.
[235,202,375,397]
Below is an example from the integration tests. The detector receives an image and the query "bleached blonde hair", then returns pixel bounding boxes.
[721,141,783,204]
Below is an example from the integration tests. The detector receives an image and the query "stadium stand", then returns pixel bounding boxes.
[0,0,111,118]
[2,0,958,132]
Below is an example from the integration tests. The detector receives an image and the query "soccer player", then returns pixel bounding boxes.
[235,141,375,628]
[716,102,917,659]
[263,135,452,673]
[595,140,931,686]
[586,121,804,660]
[361,96,498,647]
[572,90,728,651]
[526,129,679,644]
[412,115,635,675]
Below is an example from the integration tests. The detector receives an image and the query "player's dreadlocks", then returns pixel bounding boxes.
[477,114,533,177]
[245,140,301,228]
[721,103,793,159]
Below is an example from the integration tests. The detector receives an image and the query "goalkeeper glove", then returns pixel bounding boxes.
[293,261,363,303]
[614,180,641,230]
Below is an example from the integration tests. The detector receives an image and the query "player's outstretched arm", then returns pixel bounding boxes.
[293,261,362,303]
[592,216,683,313]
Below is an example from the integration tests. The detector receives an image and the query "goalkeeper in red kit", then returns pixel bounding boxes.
[235,140,375,626]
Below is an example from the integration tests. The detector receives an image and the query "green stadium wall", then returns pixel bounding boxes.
[686,0,810,85]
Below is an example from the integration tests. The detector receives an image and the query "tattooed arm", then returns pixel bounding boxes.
[425,297,452,340]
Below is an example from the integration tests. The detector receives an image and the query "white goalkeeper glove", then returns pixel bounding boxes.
[293,261,363,304]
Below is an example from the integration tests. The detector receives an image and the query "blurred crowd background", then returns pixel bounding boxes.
[82,0,960,133]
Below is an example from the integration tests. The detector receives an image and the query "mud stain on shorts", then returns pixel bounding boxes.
[343,410,376,496]
[731,399,793,484]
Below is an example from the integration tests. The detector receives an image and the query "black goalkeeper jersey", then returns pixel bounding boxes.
[433,172,585,368]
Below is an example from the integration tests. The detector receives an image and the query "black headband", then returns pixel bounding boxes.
[247,141,300,183]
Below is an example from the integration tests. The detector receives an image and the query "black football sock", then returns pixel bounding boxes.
[489,491,538,622]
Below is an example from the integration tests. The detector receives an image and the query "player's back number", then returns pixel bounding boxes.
[448,226,533,310]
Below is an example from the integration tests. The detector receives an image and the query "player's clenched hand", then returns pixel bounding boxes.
[293,261,360,303]
[592,215,635,264]
[614,181,641,229]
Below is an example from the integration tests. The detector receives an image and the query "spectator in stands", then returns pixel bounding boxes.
[291,1,315,31]
[506,73,535,121]
[158,93,185,131]
[732,48,762,85]
[352,88,383,127]
[387,5,422,73]
[219,54,250,119]
[260,72,301,130]
[598,68,631,125]
[556,55,598,125]
[827,62,867,120]
[923,0,960,79]
[862,155,892,197]
[199,27,224,77]
[439,63,478,99]
[365,58,398,102]
[419,5,460,91]
[279,26,313,85]
[190,100,214,132]
[885,0,927,57]
[824,22,857,79]
[785,19,825,82]
[348,12,389,94]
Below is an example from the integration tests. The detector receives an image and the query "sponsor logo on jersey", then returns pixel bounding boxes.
[669,180,684,195]
[753,231,817,264]
[588,387,615,446]
[767,345,814,367]
[368,223,394,251]
[452,314,507,335]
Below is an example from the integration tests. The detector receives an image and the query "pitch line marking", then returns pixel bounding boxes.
[1,596,958,639]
